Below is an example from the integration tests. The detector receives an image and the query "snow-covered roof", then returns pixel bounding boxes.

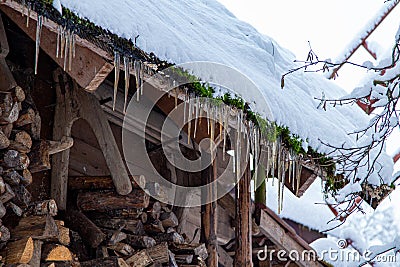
[59,0,394,185]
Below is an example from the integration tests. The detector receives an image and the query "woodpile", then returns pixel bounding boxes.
[64,175,208,267]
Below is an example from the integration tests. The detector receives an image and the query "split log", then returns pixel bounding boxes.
[5,237,34,264]
[153,232,185,244]
[0,200,5,218]
[12,215,58,241]
[108,230,127,246]
[0,183,15,203]
[68,175,146,190]
[148,201,161,220]
[11,184,32,208]
[93,218,144,235]
[47,137,73,155]
[21,169,33,185]
[3,150,29,170]
[143,219,165,234]
[15,108,35,128]
[41,244,72,262]
[26,199,58,217]
[160,211,179,228]
[0,224,10,242]
[80,256,129,267]
[124,234,156,249]
[11,130,32,150]
[19,112,41,141]
[126,250,152,267]
[0,176,4,194]
[55,220,70,246]
[0,129,10,149]
[7,201,23,216]
[40,261,77,267]
[3,169,22,185]
[28,141,50,173]
[28,239,43,267]
[175,254,194,264]
[76,189,150,212]
[108,243,134,257]
[146,242,170,264]
[1,123,13,139]
[65,208,106,248]
[0,92,19,124]
[11,86,25,103]
[169,243,208,261]
[85,208,143,219]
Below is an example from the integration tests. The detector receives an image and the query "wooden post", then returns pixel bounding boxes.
[200,157,218,267]
[0,13,17,91]
[234,163,253,266]
[254,167,266,205]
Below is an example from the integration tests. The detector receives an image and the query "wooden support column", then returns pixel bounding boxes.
[201,157,218,267]
[234,163,253,267]
[0,13,17,91]
[52,69,132,210]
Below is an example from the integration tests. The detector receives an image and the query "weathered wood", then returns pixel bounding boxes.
[2,123,13,138]
[108,242,134,257]
[11,130,32,150]
[7,201,23,216]
[3,169,22,185]
[146,242,170,264]
[65,208,106,248]
[47,137,74,155]
[6,237,34,264]
[148,201,161,220]
[169,243,208,261]
[0,224,10,242]
[0,183,15,203]
[234,164,252,267]
[108,229,127,246]
[160,211,179,228]
[0,2,114,91]
[0,129,10,149]
[80,257,128,267]
[19,111,41,141]
[0,176,5,194]
[55,220,70,246]
[125,234,156,249]
[11,184,32,208]
[12,215,58,241]
[143,219,165,234]
[201,161,218,267]
[15,108,35,128]
[125,250,153,267]
[28,140,50,173]
[153,232,185,244]
[217,245,233,267]
[77,189,149,212]
[174,254,194,264]
[68,175,146,190]
[41,244,72,262]
[11,86,25,103]
[0,199,5,218]
[28,239,43,267]
[93,218,144,235]
[0,92,18,124]
[0,13,17,91]
[21,169,33,185]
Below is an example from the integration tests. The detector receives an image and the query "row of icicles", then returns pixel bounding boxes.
[24,3,304,213]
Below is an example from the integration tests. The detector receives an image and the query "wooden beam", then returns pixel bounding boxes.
[0,13,17,91]
[234,163,252,267]
[0,1,113,91]
[257,207,322,267]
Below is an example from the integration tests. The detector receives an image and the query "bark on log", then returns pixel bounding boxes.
[11,86,25,103]
[3,169,21,185]
[80,256,130,267]
[11,184,32,208]
[143,219,165,234]
[0,183,15,203]
[3,150,29,170]
[76,189,150,212]
[153,232,185,244]
[0,224,10,242]
[28,239,42,267]
[0,200,6,218]
[124,234,156,249]
[7,201,22,216]
[11,130,32,150]
[5,237,34,264]
[41,244,72,262]
[19,112,41,141]
[107,242,134,257]
[65,208,106,248]
[12,215,58,241]
[28,141,50,173]
[125,250,153,267]
[0,92,18,124]
[54,220,70,246]
[0,129,10,149]
[1,123,13,139]
[21,169,33,185]
[93,218,144,235]
[14,108,35,128]
[68,175,145,191]
[148,201,161,220]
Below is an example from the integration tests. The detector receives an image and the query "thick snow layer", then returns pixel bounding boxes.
[60,0,393,184]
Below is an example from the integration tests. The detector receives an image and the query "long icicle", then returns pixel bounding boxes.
[123,56,130,114]
[194,97,199,139]
[63,30,69,71]
[56,25,60,58]
[134,61,140,102]
[187,96,192,145]
[34,15,43,75]
[113,51,120,111]
[140,62,144,95]
[60,27,65,59]
[68,31,73,72]
[26,3,31,27]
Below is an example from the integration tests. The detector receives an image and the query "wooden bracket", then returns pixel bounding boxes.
[51,69,132,210]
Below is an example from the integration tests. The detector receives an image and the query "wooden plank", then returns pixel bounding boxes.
[0,13,17,91]
[258,208,322,267]
[0,2,113,91]
[218,245,233,267]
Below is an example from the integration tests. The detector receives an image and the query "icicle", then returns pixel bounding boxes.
[194,97,199,139]
[134,61,141,102]
[112,51,120,111]
[68,31,73,72]
[222,106,228,161]
[72,33,76,58]
[26,3,31,28]
[296,156,302,196]
[34,15,43,75]
[174,88,178,109]
[140,63,145,96]
[60,27,65,59]
[63,30,69,71]
[288,150,292,184]
[183,88,187,127]
[210,106,215,155]
[198,98,203,125]
[271,140,276,186]
[206,101,210,135]
[56,25,60,58]
[236,110,242,182]
[123,56,130,114]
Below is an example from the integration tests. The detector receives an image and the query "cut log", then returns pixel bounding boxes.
[175,254,194,264]
[0,183,15,203]
[5,237,34,264]
[7,201,23,216]
[11,215,58,241]
[28,140,50,173]
[148,201,161,220]
[85,208,143,220]
[11,86,26,103]
[55,220,70,246]
[160,212,179,228]
[108,242,134,257]
[68,175,146,190]
[169,243,208,261]
[126,250,153,267]
[1,123,13,139]
[0,129,10,149]
[21,169,33,185]
[0,224,10,242]
[28,239,43,267]
[3,169,21,185]
[125,234,156,249]
[14,108,35,128]
[19,112,41,141]
[143,220,165,234]
[3,150,29,170]
[26,199,58,217]
[0,176,4,194]
[41,244,72,262]
[153,232,185,244]
[80,256,130,267]
[65,208,106,248]
[12,130,32,150]
[11,184,32,208]
[108,230,127,246]
[146,242,170,264]
[0,198,5,218]
[0,92,19,124]
[76,189,150,212]
[93,218,144,235]
[47,137,74,155]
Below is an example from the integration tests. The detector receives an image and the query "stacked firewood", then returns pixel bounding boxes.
[67,176,208,267]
